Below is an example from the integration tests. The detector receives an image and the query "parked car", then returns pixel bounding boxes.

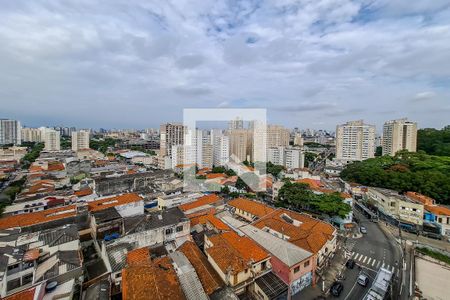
[357,274,369,287]
[360,226,367,234]
[330,281,344,297]
[346,259,355,269]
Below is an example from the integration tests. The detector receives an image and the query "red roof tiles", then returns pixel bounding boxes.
[228,197,275,218]
[179,194,222,212]
[0,205,77,230]
[87,193,143,212]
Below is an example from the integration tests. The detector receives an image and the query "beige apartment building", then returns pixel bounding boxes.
[21,127,42,143]
[228,128,251,162]
[367,187,424,226]
[42,128,61,151]
[159,123,185,158]
[267,124,290,148]
[336,120,376,162]
[71,130,90,151]
[382,118,417,156]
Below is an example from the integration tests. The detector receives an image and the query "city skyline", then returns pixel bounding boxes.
[1,1,450,129]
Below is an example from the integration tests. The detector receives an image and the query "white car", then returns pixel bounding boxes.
[360,226,367,234]
[357,274,369,286]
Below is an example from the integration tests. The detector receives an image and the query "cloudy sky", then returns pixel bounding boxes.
[1,0,450,130]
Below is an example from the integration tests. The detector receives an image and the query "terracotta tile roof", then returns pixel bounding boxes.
[425,205,450,216]
[74,187,93,197]
[122,256,185,300]
[340,193,352,199]
[228,198,275,218]
[88,193,143,212]
[206,173,227,179]
[406,192,435,206]
[178,241,224,295]
[196,168,212,176]
[126,247,151,266]
[253,208,336,254]
[296,179,323,189]
[190,214,230,231]
[3,287,37,300]
[29,165,44,173]
[205,231,269,275]
[0,205,77,230]
[179,194,222,212]
[47,162,65,171]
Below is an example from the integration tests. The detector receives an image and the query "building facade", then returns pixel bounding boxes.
[42,128,61,151]
[71,130,90,151]
[0,119,21,145]
[21,127,42,143]
[382,118,417,156]
[336,120,375,162]
[160,123,185,158]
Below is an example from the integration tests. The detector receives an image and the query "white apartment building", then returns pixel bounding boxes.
[71,130,90,151]
[42,128,61,151]
[21,127,42,143]
[228,117,244,130]
[212,132,229,167]
[267,146,304,170]
[0,119,21,145]
[336,120,375,162]
[382,118,417,156]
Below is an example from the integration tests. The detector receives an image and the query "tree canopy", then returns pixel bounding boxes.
[340,151,450,204]
[277,181,351,218]
[417,126,450,156]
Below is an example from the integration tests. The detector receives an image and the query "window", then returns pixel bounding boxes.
[262,261,267,270]
[115,273,122,278]
[294,266,300,273]
[176,225,183,232]
[22,273,33,285]
[165,228,173,235]
[304,260,310,268]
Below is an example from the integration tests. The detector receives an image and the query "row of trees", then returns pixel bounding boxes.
[276,181,351,218]
[340,151,450,204]
[21,142,44,169]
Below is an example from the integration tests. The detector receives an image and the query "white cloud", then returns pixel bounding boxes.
[0,0,449,129]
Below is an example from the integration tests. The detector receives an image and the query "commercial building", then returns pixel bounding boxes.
[160,123,185,158]
[42,128,61,151]
[0,119,21,145]
[382,118,417,156]
[367,187,424,226]
[336,120,375,162]
[71,130,90,151]
[21,127,42,143]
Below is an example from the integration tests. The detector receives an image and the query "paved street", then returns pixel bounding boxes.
[333,209,403,300]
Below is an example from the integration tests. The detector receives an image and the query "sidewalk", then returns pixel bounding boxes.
[381,222,450,253]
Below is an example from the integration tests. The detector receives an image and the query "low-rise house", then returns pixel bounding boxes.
[87,193,144,217]
[178,241,224,296]
[0,205,78,231]
[252,208,337,270]
[240,225,315,296]
[227,198,275,222]
[101,207,190,285]
[179,194,224,219]
[204,231,271,295]
[157,192,203,210]
[0,224,82,298]
[121,247,185,300]
[423,205,450,238]
[367,187,424,227]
